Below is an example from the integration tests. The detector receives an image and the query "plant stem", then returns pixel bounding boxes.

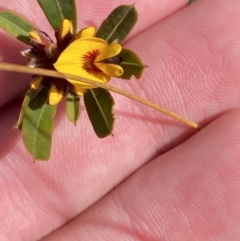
[0,62,200,129]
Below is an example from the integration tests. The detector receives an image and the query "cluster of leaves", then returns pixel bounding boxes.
[0,0,146,160]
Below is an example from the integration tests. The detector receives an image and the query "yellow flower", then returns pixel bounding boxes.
[58,19,73,40]
[30,76,43,89]
[75,26,95,39]
[30,76,67,105]
[28,21,124,105]
[54,36,123,96]
[48,84,65,105]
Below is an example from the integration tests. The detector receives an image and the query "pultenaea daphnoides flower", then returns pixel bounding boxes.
[22,19,125,105]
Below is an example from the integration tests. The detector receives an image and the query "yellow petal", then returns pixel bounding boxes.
[31,76,43,89]
[48,85,63,105]
[94,63,123,77]
[59,19,73,39]
[55,63,110,88]
[95,43,122,62]
[29,30,41,43]
[75,26,95,39]
[54,37,110,87]
[73,85,86,96]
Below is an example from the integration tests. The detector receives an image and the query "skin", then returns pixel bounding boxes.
[0,0,240,240]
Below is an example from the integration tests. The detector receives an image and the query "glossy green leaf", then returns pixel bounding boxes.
[22,87,57,160]
[0,11,37,45]
[118,48,147,79]
[84,88,115,138]
[95,5,138,44]
[14,88,40,130]
[37,0,77,32]
[66,92,80,124]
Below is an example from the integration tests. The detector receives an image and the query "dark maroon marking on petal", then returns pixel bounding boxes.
[82,49,102,75]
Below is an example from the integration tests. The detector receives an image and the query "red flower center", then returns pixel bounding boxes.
[82,49,101,74]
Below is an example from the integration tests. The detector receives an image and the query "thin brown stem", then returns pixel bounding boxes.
[0,62,200,129]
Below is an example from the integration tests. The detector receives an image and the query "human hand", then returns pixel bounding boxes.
[0,0,240,240]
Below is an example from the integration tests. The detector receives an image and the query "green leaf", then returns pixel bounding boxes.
[14,88,40,130]
[37,0,77,32]
[66,92,80,124]
[118,48,147,79]
[95,5,138,44]
[22,87,57,160]
[84,88,115,138]
[0,10,37,45]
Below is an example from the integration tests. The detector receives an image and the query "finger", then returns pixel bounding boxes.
[75,0,188,40]
[0,0,187,107]
[41,108,240,241]
[1,0,240,240]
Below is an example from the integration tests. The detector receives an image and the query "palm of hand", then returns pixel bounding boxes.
[0,0,240,240]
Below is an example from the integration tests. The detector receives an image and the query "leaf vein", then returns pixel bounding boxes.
[90,90,110,130]
[55,0,64,21]
[106,8,132,42]
[32,100,48,157]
